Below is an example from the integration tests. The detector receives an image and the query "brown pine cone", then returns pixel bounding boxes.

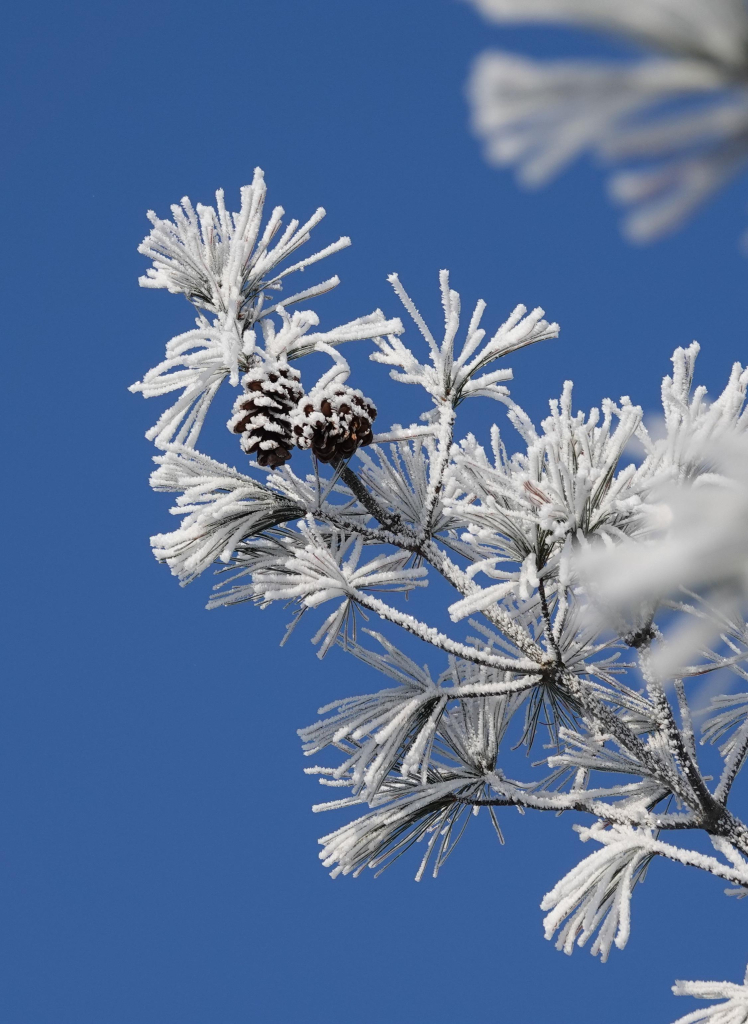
[292,384,377,464]
[227,362,304,468]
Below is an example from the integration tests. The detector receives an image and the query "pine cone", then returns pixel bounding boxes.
[292,385,377,463]
[227,362,304,468]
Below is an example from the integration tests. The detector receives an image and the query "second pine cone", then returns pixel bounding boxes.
[292,385,377,463]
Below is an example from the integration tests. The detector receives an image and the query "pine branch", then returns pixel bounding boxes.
[639,648,715,812]
[350,591,541,674]
[716,728,748,804]
[333,461,547,661]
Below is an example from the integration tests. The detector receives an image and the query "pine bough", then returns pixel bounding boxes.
[466,0,748,245]
[131,171,748,1022]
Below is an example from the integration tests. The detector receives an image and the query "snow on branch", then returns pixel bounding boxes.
[300,632,535,802]
[131,305,400,451]
[316,775,490,880]
[301,678,447,802]
[138,167,348,319]
[543,822,748,961]
[131,169,402,448]
[315,692,521,879]
[703,693,748,759]
[702,693,748,801]
[355,437,464,536]
[581,347,748,671]
[637,343,748,474]
[541,823,657,960]
[371,271,558,407]
[129,321,230,449]
[549,724,661,782]
[446,384,645,610]
[248,518,428,657]
[148,446,304,584]
[672,965,748,1024]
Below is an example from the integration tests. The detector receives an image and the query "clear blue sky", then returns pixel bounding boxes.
[3,2,748,1022]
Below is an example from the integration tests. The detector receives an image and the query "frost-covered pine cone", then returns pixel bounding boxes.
[292,384,376,463]
[227,362,304,469]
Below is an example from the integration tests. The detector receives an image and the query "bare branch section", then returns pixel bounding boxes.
[133,170,748,1014]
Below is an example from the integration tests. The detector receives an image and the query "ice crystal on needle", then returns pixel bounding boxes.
[132,170,748,1021]
[672,965,748,1024]
[374,269,559,407]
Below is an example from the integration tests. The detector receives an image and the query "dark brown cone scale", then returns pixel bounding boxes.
[292,385,376,464]
[227,362,304,469]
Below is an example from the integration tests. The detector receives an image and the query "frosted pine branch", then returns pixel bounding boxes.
[132,173,748,1019]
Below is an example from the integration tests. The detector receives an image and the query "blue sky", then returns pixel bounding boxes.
[4,2,748,1022]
